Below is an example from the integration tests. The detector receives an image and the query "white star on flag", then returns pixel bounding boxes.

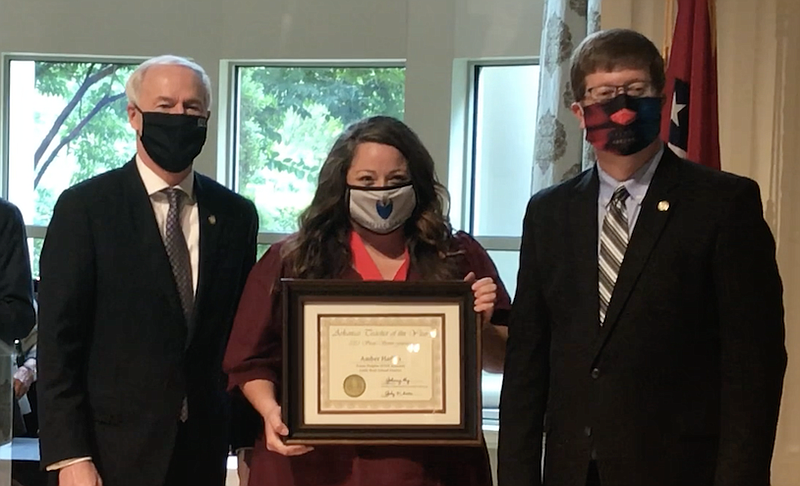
[670,91,687,126]
[668,91,688,158]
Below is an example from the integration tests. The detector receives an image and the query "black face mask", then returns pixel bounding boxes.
[137,108,208,173]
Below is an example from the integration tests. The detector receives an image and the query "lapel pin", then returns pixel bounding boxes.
[208,215,217,225]
[657,200,670,212]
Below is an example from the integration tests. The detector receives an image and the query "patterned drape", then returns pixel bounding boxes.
[531,0,603,194]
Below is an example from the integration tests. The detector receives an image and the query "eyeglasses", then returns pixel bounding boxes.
[584,81,654,103]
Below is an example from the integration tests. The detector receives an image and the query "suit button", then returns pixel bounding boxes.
[591,368,600,379]
[584,426,592,437]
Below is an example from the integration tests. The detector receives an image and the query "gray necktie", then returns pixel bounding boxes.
[598,186,630,325]
[162,188,192,422]
[163,188,194,322]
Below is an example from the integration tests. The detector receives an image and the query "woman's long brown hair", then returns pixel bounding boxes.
[281,116,458,280]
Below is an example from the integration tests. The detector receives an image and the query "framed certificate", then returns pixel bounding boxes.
[281,279,481,445]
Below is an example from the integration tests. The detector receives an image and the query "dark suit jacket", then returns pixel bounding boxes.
[0,198,35,346]
[498,148,787,486]
[37,160,258,486]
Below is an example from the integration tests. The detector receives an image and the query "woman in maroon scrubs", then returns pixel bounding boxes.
[224,116,511,486]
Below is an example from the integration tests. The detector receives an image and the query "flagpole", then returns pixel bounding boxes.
[708,0,717,55]
[663,0,676,65]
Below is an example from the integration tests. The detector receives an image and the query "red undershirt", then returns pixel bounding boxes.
[349,230,410,281]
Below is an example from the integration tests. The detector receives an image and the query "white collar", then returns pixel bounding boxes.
[135,154,194,199]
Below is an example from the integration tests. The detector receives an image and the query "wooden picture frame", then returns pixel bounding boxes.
[281,279,481,445]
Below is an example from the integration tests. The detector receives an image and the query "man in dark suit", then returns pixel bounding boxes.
[0,198,35,346]
[1,197,36,442]
[37,55,259,486]
[498,29,787,486]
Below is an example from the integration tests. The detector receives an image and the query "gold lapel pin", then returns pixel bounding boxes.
[657,200,670,212]
[208,215,217,225]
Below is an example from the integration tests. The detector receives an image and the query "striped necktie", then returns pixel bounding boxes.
[598,186,630,325]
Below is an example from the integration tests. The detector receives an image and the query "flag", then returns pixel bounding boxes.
[660,0,720,170]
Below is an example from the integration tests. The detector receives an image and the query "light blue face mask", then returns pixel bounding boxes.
[347,182,417,234]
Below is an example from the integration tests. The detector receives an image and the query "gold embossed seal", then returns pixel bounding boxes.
[343,374,367,397]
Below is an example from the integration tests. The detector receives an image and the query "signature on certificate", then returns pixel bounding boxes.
[382,390,415,398]
[383,377,412,387]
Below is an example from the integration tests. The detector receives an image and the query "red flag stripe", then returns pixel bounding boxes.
[659,0,721,170]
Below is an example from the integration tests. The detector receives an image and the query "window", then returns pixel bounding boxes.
[232,65,406,238]
[465,62,540,290]
[466,62,540,419]
[4,58,138,276]
[257,243,270,261]
[470,63,540,239]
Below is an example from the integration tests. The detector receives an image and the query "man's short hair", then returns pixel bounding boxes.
[125,55,212,109]
[570,29,665,103]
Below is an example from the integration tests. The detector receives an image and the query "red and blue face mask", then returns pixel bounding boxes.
[582,95,662,156]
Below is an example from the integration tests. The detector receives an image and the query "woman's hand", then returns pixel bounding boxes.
[465,272,507,372]
[263,402,314,457]
[465,272,497,325]
[241,380,314,458]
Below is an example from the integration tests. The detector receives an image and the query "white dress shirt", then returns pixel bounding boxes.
[47,157,199,471]
[136,156,199,293]
[596,142,664,253]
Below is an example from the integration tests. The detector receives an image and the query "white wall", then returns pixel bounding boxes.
[455,0,543,58]
[219,0,408,60]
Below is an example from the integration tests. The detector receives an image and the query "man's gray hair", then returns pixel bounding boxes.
[125,55,212,109]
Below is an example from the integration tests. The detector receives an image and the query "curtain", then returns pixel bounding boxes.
[531,0,602,195]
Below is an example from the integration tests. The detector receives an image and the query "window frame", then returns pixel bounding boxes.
[0,53,148,242]
[460,58,540,253]
[456,59,541,422]
[223,59,407,246]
